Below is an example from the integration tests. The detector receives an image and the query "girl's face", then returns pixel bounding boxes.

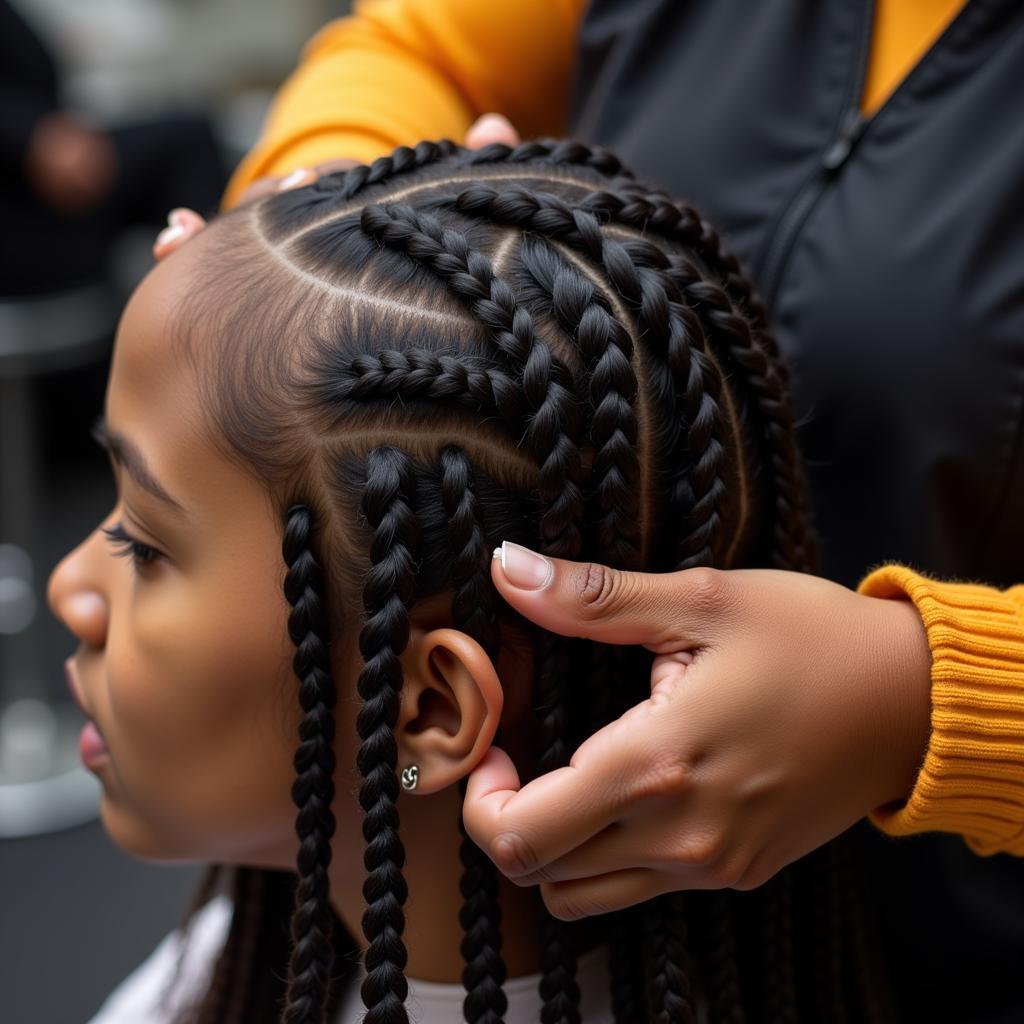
[48,245,305,864]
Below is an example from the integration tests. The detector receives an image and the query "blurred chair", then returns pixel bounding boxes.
[0,281,118,837]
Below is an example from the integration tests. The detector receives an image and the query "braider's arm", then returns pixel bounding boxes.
[223,0,584,209]
[859,565,1024,855]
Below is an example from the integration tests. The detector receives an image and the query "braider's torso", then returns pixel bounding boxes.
[573,1,1024,1020]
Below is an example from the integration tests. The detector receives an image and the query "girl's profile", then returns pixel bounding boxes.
[51,139,877,1023]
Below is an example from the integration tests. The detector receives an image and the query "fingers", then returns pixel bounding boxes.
[463,746,623,879]
[154,160,346,261]
[153,208,206,261]
[466,112,521,149]
[491,541,732,651]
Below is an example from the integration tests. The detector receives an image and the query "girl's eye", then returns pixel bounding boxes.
[101,522,163,570]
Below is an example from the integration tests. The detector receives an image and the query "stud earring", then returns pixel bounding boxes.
[400,765,420,791]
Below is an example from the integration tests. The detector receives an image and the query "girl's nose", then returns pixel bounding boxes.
[47,535,108,649]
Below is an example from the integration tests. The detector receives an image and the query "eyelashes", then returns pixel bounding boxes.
[101,522,163,570]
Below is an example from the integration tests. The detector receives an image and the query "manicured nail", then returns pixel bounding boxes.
[278,168,312,191]
[474,113,514,136]
[155,224,185,248]
[497,541,553,591]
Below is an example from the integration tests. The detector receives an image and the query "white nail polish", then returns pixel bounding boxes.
[278,168,311,190]
[155,224,185,248]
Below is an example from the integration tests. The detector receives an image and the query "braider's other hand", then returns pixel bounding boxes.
[151,111,521,262]
[462,543,933,920]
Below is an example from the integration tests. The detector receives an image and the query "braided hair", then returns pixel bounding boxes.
[160,139,892,1023]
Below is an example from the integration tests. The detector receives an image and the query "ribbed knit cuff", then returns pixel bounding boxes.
[857,564,1024,856]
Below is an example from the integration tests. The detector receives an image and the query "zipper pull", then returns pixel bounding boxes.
[822,110,867,172]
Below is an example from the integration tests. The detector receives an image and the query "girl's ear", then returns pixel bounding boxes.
[395,627,503,795]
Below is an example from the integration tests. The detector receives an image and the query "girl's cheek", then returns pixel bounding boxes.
[105,573,296,839]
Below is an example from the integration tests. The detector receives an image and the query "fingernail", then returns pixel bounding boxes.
[167,208,188,228]
[155,224,185,248]
[278,168,311,191]
[497,541,553,591]
[474,113,514,135]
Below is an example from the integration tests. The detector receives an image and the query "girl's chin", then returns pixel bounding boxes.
[96,797,187,862]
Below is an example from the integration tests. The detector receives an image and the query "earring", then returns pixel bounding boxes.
[400,765,420,791]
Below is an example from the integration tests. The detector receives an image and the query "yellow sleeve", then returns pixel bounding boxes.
[223,0,585,209]
[857,564,1024,855]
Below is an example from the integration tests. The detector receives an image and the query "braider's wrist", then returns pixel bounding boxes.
[858,564,1024,855]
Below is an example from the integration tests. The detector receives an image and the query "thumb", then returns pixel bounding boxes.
[491,541,725,650]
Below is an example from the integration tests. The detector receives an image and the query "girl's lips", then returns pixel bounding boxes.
[66,660,110,768]
[79,720,109,768]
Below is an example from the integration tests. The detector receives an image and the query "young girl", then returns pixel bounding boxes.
[51,139,861,1023]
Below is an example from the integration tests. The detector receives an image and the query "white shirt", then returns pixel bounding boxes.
[87,895,614,1024]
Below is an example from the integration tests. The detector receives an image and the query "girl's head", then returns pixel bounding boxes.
[49,139,817,1023]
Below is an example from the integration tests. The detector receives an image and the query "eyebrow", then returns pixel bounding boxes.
[91,415,188,517]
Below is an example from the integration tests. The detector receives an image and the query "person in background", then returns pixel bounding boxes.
[0,0,226,297]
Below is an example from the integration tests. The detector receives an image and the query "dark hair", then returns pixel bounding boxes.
[156,138,890,1023]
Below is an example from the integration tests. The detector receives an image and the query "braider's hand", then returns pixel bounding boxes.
[463,543,933,920]
[152,111,521,261]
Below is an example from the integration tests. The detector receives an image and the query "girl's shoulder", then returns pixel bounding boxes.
[86,895,232,1023]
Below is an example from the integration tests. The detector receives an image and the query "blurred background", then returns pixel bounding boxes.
[0,1,348,1020]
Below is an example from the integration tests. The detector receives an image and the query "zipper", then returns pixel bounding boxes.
[755,0,876,309]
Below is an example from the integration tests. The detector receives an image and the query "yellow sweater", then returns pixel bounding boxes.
[224,0,1024,857]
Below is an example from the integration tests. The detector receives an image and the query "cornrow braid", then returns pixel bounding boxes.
[358,201,585,557]
[564,184,816,571]
[270,139,461,230]
[462,137,631,180]
[334,139,461,202]
[355,448,421,1024]
[281,505,338,1024]
[516,235,642,570]
[313,349,526,428]
[439,445,508,1024]
[444,184,728,570]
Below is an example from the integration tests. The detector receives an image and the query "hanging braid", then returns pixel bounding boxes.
[464,188,714,1021]
[699,891,747,1024]
[439,445,509,1024]
[642,893,697,1024]
[756,870,799,1024]
[281,505,338,1024]
[355,448,420,1024]
[605,904,648,1024]
[359,201,585,1023]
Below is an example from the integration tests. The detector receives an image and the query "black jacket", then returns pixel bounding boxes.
[571,1,1024,1020]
